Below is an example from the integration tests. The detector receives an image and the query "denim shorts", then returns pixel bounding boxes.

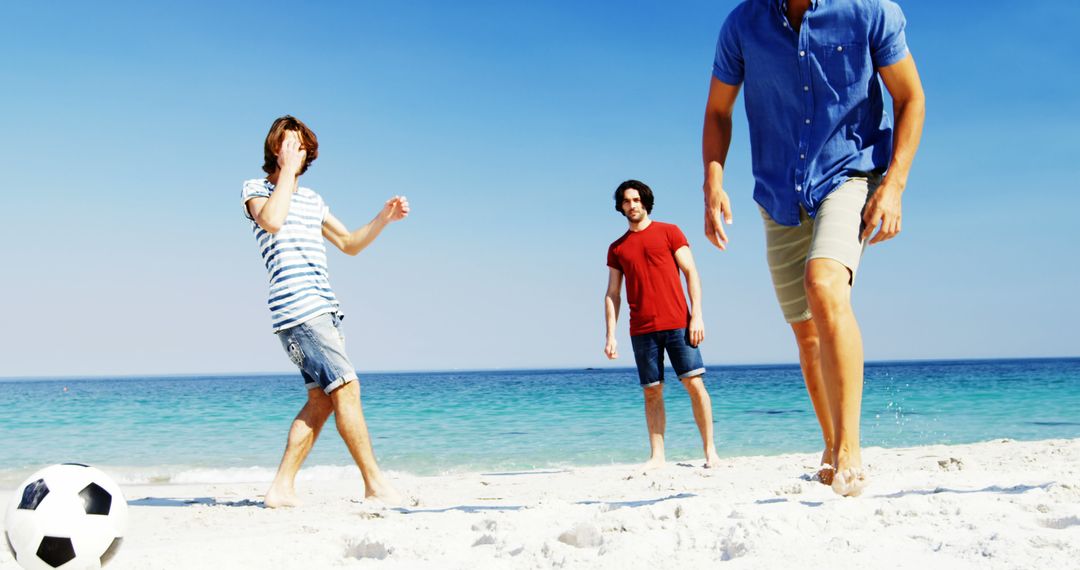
[629,328,706,387]
[276,312,358,394]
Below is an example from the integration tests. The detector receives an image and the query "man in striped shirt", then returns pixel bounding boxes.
[243,115,409,507]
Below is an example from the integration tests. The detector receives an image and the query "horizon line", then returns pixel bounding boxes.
[1,355,1077,382]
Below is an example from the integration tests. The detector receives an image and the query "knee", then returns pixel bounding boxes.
[804,264,851,318]
[643,385,664,402]
[792,326,820,355]
[680,376,705,393]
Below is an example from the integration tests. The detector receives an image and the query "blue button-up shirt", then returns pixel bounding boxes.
[712,0,909,226]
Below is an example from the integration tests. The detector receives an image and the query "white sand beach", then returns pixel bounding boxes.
[3,438,1078,569]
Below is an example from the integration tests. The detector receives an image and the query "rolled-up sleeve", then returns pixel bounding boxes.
[712,5,745,85]
[870,0,909,68]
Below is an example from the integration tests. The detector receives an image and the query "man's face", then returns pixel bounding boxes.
[621,189,647,222]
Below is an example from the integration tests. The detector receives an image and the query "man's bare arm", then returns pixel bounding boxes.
[702,77,741,250]
[322,196,410,256]
[862,54,926,244]
[674,246,705,347]
[247,136,306,233]
[604,267,623,359]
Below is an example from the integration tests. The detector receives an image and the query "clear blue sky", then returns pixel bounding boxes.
[2,1,1077,377]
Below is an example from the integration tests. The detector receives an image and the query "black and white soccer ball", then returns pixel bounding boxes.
[4,464,127,570]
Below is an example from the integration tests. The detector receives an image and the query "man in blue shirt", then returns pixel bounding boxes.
[701,0,925,496]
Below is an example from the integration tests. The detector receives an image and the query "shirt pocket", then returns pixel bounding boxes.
[821,43,869,88]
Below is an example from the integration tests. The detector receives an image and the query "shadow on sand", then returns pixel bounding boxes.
[393,492,698,515]
[875,482,1053,499]
[129,497,262,508]
[576,492,697,510]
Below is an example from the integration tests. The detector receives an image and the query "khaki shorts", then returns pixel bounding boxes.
[760,175,880,323]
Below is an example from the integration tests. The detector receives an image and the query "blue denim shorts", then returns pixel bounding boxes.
[276,312,358,394]
[630,328,706,387]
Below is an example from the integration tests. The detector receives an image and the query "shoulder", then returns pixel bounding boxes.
[242,178,269,191]
[241,178,270,198]
[728,0,756,18]
[657,222,689,244]
[719,0,755,31]
[838,0,897,23]
[609,231,631,250]
[654,221,682,233]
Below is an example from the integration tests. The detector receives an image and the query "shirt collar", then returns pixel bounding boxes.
[777,0,820,13]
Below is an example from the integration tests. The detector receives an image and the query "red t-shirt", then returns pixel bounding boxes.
[607,221,690,336]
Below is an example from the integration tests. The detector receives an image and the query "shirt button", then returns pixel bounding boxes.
[803,85,809,91]
[796,185,803,192]
[800,154,806,159]
[799,50,806,57]
[837,46,843,52]
[804,119,811,124]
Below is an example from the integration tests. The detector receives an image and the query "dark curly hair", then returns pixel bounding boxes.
[613,179,654,215]
[262,115,319,176]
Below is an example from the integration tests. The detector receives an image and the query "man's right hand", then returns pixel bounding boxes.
[277,136,306,175]
[704,185,733,250]
[604,337,618,360]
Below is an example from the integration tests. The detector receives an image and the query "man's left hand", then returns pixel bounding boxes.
[861,182,903,244]
[689,315,705,347]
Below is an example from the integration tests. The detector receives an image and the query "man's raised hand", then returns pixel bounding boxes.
[382,196,410,223]
[277,136,306,175]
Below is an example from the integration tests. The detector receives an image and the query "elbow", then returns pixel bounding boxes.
[258,220,282,234]
[344,240,363,256]
[706,107,733,125]
[896,90,927,115]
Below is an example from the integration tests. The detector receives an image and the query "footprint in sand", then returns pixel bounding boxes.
[344,538,393,560]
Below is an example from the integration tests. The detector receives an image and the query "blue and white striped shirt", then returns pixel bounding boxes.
[242,179,341,332]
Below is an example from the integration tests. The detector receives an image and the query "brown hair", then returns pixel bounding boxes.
[262,115,319,175]
[614,179,654,214]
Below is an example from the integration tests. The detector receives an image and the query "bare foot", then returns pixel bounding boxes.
[831,467,867,497]
[364,478,404,506]
[264,486,301,508]
[640,456,666,471]
[831,447,866,496]
[816,449,835,485]
[703,448,721,469]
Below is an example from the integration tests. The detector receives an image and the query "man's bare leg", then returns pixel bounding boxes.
[265,388,334,508]
[790,319,836,485]
[680,376,721,468]
[805,258,866,496]
[329,380,402,503]
[642,384,666,470]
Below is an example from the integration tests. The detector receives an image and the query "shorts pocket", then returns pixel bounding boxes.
[286,340,305,367]
[331,313,346,345]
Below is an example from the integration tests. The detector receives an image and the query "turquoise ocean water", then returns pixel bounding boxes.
[1,358,1077,486]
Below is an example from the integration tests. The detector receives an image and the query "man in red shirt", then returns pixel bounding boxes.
[604,180,720,470]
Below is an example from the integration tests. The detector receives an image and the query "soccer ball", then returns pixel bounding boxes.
[4,464,127,570]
